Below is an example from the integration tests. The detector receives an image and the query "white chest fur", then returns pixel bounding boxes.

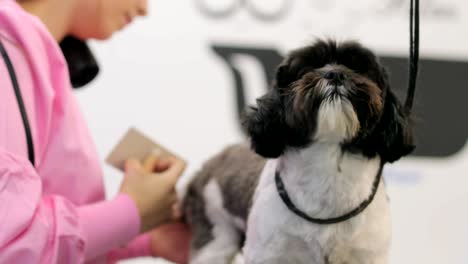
[243,144,391,264]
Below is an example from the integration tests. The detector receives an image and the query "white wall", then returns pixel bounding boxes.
[75,0,468,263]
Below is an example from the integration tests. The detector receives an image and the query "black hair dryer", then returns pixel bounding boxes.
[59,36,100,89]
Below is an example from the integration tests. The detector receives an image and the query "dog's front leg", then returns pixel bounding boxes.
[242,186,317,264]
[243,234,315,264]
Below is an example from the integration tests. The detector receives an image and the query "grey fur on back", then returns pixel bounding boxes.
[184,144,266,250]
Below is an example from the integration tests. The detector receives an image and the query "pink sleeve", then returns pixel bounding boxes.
[0,150,142,263]
[107,233,152,263]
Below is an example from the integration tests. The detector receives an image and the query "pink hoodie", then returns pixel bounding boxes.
[0,1,151,263]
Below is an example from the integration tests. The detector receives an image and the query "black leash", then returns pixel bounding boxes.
[405,0,420,113]
[0,40,35,166]
[275,0,420,224]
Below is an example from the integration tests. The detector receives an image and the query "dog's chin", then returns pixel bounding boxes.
[323,84,347,99]
[323,91,347,104]
[313,86,360,143]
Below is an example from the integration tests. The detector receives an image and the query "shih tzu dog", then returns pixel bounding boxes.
[183,40,414,264]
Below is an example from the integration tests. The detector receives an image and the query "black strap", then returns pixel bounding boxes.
[275,162,384,225]
[0,40,35,166]
[405,0,420,113]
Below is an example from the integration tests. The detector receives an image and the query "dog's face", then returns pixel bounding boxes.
[245,40,414,163]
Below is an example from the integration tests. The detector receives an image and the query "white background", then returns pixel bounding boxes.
[76,0,468,263]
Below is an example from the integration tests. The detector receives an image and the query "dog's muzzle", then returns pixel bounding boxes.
[324,70,345,86]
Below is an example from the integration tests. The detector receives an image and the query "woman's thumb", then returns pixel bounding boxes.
[163,158,186,183]
[125,159,143,174]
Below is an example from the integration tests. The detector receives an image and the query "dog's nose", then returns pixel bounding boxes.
[324,71,344,83]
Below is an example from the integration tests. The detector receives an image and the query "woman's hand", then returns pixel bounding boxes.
[119,156,185,233]
[150,221,192,264]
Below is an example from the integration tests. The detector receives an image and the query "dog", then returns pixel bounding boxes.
[183,40,414,264]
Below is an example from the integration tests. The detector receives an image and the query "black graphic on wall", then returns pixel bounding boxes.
[212,46,283,125]
[213,45,468,158]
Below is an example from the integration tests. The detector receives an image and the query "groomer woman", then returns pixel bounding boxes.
[0,0,190,263]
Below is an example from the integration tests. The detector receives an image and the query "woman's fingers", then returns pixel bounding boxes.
[143,154,159,172]
[143,149,176,173]
[162,157,186,184]
[125,159,143,174]
[172,202,183,220]
[154,159,171,172]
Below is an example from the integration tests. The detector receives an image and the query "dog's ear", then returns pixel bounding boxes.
[276,63,294,88]
[377,90,415,163]
[243,88,288,158]
[276,54,303,89]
